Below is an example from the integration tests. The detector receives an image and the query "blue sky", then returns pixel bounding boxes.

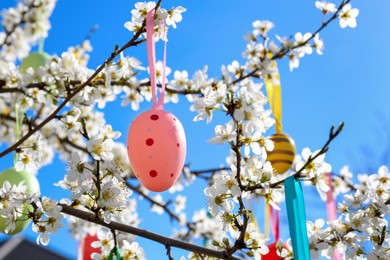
[1,0,390,259]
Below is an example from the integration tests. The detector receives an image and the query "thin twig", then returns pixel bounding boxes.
[166,244,174,260]
[229,0,351,87]
[126,181,180,223]
[0,113,90,155]
[247,123,344,191]
[0,1,40,48]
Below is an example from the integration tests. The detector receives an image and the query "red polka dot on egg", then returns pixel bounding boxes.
[150,114,159,120]
[146,138,154,146]
[149,170,157,177]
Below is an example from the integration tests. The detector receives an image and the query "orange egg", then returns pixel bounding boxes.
[267,133,296,174]
[127,109,186,192]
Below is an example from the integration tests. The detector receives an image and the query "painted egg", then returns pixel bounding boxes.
[0,168,40,234]
[79,232,101,260]
[127,109,186,192]
[263,242,289,259]
[266,133,296,174]
[20,51,50,73]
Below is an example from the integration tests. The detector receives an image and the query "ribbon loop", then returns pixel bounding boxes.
[108,247,121,260]
[146,9,167,110]
[264,57,283,133]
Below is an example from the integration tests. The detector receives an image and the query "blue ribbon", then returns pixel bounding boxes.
[284,175,310,260]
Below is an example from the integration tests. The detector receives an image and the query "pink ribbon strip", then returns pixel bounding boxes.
[268,205,280,242]
[326,172,342,260]
[146,9,166,110]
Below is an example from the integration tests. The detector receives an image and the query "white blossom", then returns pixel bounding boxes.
[339,3,359,29]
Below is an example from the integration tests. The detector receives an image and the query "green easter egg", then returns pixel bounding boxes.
[20,51,50,74]
[0,168,40,235]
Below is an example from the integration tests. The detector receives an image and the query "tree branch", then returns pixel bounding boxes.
[229,0,351,87]
[247,122,344,191]
[0,22,146,158]
[126,181,181,223]
[59,204,240,260]
[188,166,230,180]
[0,79,202,96]
[0,112,90,155]
[0,1,40,48]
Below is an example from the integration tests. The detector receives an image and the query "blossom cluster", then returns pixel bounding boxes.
[0,0,56,62]
[0,0,368,259]
[91,229,145,260]
[56,149,133,224]
[124,1,186,41]
[0,180,63,246]
[15,133,52,174]
[307,166,390,259]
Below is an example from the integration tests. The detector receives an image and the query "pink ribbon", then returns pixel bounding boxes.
[326,173,342,260]
[146,9,166,110]
[268,204,280,241]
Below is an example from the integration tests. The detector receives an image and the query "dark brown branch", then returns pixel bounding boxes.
[126,181,180,223]
[0,112,89,155]
[331,172,356,192]
[189,166,230,180]
[126,181,217,242]
[0,82,48,93]
[0,74,201,97]
[247,123,344,191]
[0,22,146,158]
[190,167,230,175]
[0,1,40,48]
[0,79,201,96]
[59,204,240,260]
[60,137,89,155]
[228,122,249,254]
[229,0,351,87]
[166,244,174,260]
[276,0,351,59]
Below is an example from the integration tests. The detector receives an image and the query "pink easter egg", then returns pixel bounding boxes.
[127,108,186,192]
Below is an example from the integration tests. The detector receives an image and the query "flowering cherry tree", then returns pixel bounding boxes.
[1,0,387,259]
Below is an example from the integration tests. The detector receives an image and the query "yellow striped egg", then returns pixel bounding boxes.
[267,133,296,174]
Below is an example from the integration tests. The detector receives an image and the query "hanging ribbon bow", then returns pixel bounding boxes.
[284,175,310,260]
[108,247,121,260]
[146,9,167,110]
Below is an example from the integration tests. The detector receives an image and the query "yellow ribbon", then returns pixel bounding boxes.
[248,201,259,226]
[249,199,270,238]
[264,202,270,237]
[264,56,283,133]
